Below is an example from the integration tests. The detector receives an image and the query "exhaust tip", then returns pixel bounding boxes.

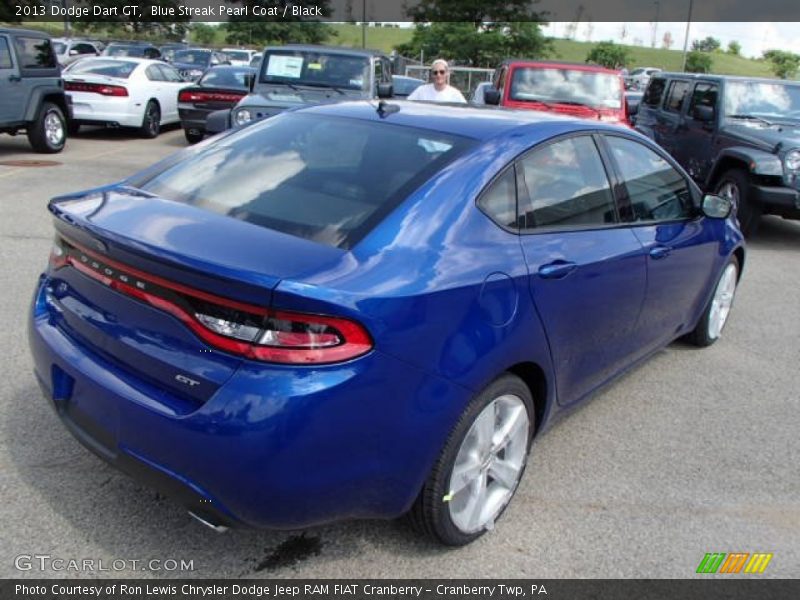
[188,511,229,533]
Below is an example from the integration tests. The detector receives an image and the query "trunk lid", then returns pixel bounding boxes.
[46,186,345,409]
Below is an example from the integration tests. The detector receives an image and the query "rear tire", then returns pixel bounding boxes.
[139,101,161,138]
[184,128,204,144]
[715,168,760,237]
[686,255,740,347]
[27,102,66,153]
[408,373,534,546]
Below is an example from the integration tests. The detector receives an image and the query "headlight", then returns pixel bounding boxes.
[233,109,252,126]
[785,149,800,171]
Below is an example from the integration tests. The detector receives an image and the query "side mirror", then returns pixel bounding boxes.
[377,82,393,98]
[484,89,501,106]
[693,105,714,122]
[701,194,732,219]
[626,99,639,116]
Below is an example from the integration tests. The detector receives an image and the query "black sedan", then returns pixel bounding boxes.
[178,66,254,144]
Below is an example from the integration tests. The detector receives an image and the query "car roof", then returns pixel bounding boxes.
[500,59,621,74]
[296,100,601,141]
[0,27,51,37]
[70,56,157,66]
[655,72,800,85]
[264,44,386,57]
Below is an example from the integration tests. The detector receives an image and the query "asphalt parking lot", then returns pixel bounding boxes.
[0,127,798,579]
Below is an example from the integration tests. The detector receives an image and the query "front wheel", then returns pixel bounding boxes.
[27,102,66,153]
[686,256,739,347]
[715,169,760,237]
[184,128,204,144]
[139,101,161,138]
[408,373,534,546]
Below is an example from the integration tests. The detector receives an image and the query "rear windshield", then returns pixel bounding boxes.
[226,50,250,61]
[104,45,143,57]
[174,50,211,65]
[137,113,474,249]
[67,59,137,79]
[510,67,622,109]
[199,68,252,89]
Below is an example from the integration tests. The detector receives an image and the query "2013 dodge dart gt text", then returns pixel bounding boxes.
[28,101,744,545]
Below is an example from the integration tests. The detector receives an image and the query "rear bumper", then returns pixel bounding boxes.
[70,97,142,128]
[28,275,469,529]
[752,184,800,219]
[178,106,210,134]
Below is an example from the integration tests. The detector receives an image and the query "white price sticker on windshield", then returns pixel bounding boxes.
[266,55,303,78]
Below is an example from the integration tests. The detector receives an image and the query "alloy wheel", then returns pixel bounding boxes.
[708,263,737,340]
[447,394,530,534]
[44,111,64,147]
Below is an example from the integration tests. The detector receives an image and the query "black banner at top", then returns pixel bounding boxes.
[3,0,800,23]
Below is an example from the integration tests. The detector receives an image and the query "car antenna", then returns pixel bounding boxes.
[376,100,400,118]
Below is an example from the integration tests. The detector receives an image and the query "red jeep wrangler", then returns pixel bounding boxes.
[485,60,630,125]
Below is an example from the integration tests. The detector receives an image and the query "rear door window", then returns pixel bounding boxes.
[688,82,719,118]
[664,80,689,113]
[517,136,617,230]
[136,113,475,249]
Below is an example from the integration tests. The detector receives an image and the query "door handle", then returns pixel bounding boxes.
[8,74,21,82]
[649,245,672,260]
[538,261,577,279]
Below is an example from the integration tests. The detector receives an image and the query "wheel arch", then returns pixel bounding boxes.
[706,147,782,189]
[23,88,68,123]
[506,361,549,437]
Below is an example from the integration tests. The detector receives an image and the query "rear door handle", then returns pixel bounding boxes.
[538,261,577,279]
[649,245,672,259]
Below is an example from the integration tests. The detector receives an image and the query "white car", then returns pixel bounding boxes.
[63,58,189,138]
[222,48,256,67]
[51,38,101,67]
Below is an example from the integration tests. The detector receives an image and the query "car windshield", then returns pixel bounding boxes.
[199,68,252,89]
[226,50,250,61]
[52,42,66,54]
[259,50,370,91]
[67,59,137,79]
[724,81,800,120]
[136,113,474,249]
[510,67,623,109]
[174,50,212,65]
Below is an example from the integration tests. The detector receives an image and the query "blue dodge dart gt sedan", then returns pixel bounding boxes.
[29,101,744,546]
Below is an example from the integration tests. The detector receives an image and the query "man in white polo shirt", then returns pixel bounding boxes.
[407,59,467,103]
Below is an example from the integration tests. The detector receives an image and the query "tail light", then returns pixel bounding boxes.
[65,81,129,97]
[178,90,246,103]
[48,236,372,364]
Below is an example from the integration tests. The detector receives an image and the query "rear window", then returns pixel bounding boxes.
[643,78,666,106]
[137,113,474,249]
[14,36,56,69]
[68,59,137,79]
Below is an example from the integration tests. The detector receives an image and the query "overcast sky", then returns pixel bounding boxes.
[543,22,800,59]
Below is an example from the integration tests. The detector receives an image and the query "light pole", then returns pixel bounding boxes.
[361,0,366,48]
[681,0,694,71]
[652,1,660,48]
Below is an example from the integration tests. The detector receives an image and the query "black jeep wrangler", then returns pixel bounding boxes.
[0,28,70,153]
[634,73,800,235]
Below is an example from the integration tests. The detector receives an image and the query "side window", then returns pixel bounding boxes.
[74,43,95,55]
[13,37,56,69]
[158,65,182,82]
[145,65,164,81]
[497,66,507,91]
[382,58,392,83]
[664,80,689,113]
[518,136,617,230]
[0,37,12,69]
[643,77,666,106]
[373,59,383,90]
[688,82,718,118]
[605,136,693,222]
[477,167,517,230]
